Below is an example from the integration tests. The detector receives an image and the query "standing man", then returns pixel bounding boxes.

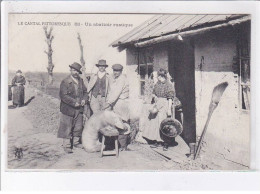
[104,64,131,151]
[57,62,89,153]
[87,59,109,114]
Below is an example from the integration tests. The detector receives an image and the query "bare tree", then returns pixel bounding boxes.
[43,26,54,85]
[77,33,92,119]
[77,33,88,86]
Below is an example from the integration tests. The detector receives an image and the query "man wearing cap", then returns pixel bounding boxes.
[104,64,131,151]
[87,59,109,114]
[57,62,89,153]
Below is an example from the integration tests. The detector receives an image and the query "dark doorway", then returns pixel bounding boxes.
[168,40,196,144]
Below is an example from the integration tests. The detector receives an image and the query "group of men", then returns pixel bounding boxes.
[57,60,130,153]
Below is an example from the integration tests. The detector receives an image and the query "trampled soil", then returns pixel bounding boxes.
[7,86,249,171]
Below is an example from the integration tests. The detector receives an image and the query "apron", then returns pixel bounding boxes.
[142,97,169,142]
[12,85,25,106]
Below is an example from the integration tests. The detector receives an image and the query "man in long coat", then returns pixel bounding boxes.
[87,59,109,114]
[57,62,89,153]
[104,64,130,151]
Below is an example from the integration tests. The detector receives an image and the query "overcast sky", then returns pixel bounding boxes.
[9,14,152,74]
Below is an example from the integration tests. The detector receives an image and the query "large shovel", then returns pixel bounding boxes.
[194,82,228,160]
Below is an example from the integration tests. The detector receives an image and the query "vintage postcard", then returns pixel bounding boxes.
[2,0,260,191]
[5,12,252,171]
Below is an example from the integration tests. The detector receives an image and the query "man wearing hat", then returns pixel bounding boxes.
[57,62,89,153]
[87,59,109,114]
[104,64,131,151]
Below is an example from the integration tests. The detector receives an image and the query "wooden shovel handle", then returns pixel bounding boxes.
[194,103,217,160]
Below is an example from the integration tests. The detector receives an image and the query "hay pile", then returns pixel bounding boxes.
[24,88,60,134]
[24,87,141,144]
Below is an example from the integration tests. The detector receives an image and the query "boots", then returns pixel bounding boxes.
[73,137,84,149]
[62,138,73,154]
[62,137,84,153]
[163,143,169,151]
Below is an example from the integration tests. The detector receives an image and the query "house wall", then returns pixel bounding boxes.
[125,45,170,120]
[126,44,169,74]
[153,44,169,71]
[122,20,251,168]
[125,47,140,99]
[194,27,250,166]
[125,25,250,166]
[125,47,143,120]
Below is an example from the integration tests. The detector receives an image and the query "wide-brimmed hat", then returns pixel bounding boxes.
[69,62,82,74]
[16,70,22,73]
[96,59,108,67]
[112,64,123,71]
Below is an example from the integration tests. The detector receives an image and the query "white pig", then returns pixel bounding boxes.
[82,110,126,152]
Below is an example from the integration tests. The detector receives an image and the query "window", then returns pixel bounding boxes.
[237,28,250,111]
[137,47,154,95]
[240,58,250,110]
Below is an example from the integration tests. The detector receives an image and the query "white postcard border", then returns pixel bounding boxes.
[1,0,260,190]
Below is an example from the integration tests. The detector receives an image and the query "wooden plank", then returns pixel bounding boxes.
[102,150,117,156]
[139,144,171,162]
[152,147,188,164]
[135,16,250,47]
[110,15,161,46]
[139,136,191,165]
[148,15,183,37]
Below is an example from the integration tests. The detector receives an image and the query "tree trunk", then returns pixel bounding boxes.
[77,33,92,118]
[48,73,53,85]
[43,26,54,85]
[77,33,88,87]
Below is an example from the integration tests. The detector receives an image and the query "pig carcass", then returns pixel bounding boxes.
[82,110,126,152]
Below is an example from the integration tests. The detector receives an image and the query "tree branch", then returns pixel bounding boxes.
[43,26,48,37]
[49,26,53,36]
[77,33,85,66]
[50,36,54,43]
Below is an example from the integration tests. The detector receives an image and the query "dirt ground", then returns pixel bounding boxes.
[7,86,249,171]
[7,86,180,170]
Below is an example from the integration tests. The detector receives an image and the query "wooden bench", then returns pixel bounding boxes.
[100,127,119,158]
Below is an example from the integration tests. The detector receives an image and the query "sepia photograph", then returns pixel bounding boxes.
[6,12,251,171]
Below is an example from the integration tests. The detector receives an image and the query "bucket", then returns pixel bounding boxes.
[159,118,183,138]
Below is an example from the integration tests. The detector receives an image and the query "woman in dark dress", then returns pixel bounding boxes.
[12,70,26,107]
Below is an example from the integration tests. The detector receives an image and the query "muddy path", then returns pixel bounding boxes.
[7,87,181,171]
[7,86,249,171]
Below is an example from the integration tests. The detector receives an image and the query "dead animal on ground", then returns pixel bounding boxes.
[82,110,128,152]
